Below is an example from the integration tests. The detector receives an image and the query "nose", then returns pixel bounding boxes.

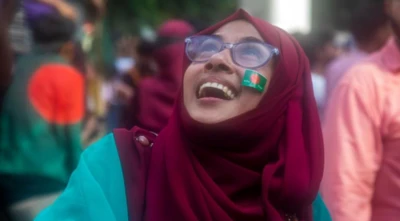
[204,50,234,73]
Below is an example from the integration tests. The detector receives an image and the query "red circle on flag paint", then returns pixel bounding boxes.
[250,73,260,84]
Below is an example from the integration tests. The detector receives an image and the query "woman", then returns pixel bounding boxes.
[35,9,329,221]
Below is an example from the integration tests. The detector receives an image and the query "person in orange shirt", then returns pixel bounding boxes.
[322,0,400,220]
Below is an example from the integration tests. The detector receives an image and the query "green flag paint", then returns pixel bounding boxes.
[242,69,268,93]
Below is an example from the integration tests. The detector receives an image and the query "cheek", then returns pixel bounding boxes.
[231,90,264,118]
[183,65,200,97]
[259,66,274,92]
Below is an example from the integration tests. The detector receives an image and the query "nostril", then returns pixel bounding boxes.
[217,64,231,72]
[205,63,213,70]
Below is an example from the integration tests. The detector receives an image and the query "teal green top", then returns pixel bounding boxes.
[313,192,332,221]
[35,134,331,221]
[35,134,128,221]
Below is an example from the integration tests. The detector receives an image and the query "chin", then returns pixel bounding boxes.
[188,108,228,125]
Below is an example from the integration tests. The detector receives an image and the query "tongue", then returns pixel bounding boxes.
[201,87,228,100]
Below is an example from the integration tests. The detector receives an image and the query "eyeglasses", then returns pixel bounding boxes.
[185,35,279,69]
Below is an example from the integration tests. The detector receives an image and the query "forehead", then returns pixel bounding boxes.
[213,20,264,42]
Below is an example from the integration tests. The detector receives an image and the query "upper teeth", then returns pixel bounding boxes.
[199,82,236,99]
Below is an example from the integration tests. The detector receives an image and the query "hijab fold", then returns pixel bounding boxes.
[128,9,323,221]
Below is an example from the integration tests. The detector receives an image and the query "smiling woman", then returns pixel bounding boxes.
[34,9,330,221]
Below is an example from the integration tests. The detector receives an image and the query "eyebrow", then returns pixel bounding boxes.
[239,36,264,43]
[210,34,264,43]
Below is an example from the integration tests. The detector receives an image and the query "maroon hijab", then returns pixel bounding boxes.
[123,9,323,221]
[135,20,194,132]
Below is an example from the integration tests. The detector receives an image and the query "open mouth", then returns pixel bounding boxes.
[197,82,237,100]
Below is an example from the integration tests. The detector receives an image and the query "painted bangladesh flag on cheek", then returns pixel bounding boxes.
[242,69,268,93]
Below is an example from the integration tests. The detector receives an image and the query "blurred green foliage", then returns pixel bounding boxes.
[105,0,238,34]
[84,0,237,78]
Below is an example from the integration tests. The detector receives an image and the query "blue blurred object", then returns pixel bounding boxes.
[115,57,135,74]
[23,0,57,23]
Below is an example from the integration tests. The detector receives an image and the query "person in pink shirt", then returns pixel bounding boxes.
[322,0,400,220]
[324,0,391,102]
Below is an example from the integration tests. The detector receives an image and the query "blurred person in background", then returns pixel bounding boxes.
[306,29,339,76]
[294,29,339,117]
[71,41,87,76]
[116,35,141,88]
[103,57,135,133]
[322,0,400,220]
[130,20,194,132]
[0,1,84,220]
[82,60,107,146]
[103,36,137,133]
[80,0,109,146]
[0,0,19,109]
[117,37,158,129]
[111,56,136,129]
[135,38,158,78]
[324,0,391,101]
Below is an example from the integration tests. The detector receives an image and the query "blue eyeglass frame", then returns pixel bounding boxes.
[184,35,280,69]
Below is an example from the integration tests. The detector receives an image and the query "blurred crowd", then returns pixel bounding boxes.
[292,0,391,120]
[294,0,400,220]
[0,1,198,220]
[0,0,400,220]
